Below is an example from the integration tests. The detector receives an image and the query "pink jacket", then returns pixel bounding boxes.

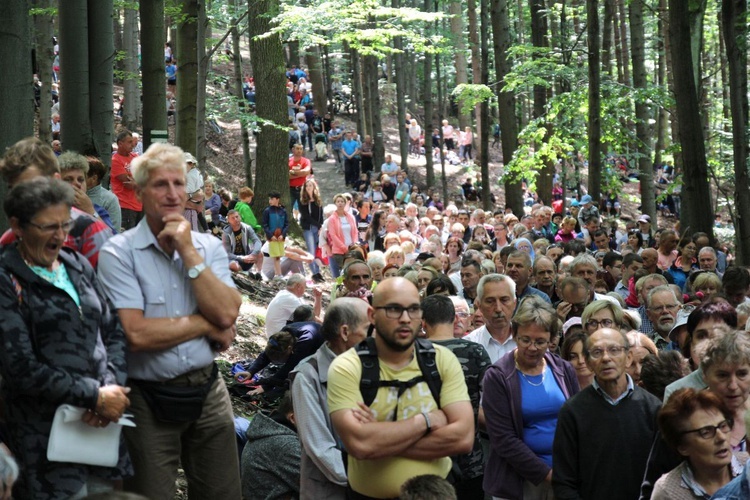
[327,211,358,255]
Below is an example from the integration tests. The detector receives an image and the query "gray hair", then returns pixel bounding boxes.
[698,246,717,257]
[57,151,89,175]
[476,273,516,302]
[367,250,386,268]
[701,328,750,373]
[227,209,240,217]
[513,295,559,334]
[646,285,680,308]
[286,273,306,289]
[320,298,369,343]
[569,254,598,275]
[4,177,75,225]
[131,143,187,188]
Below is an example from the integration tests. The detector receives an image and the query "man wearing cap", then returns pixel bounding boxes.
[184,152,205,232]
[577,194,599,229]
[638,214,654,247]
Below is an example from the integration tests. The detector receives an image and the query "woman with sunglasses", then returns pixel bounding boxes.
[482,296,579,499]
[653,388,746,499]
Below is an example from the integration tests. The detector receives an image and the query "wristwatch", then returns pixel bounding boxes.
[422,411,432,434]
[187,262,207,279]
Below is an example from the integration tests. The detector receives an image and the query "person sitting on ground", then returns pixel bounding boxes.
[241,392,301,500]
[85,155,122,233]
[222,209,263,278]
[265,274,322,337]
[58,152,118,234]
[259,238,316,281]
[242,306,324,400]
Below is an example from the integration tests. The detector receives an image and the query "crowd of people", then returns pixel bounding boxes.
[3,58,750,498]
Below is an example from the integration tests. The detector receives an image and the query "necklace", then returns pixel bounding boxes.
[515,354,546,387]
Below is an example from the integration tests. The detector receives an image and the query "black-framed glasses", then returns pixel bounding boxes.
[586,318,616,330]
[516,337,550,349]
[27,218,75,234]
[588,345,628,359]
[680,419,733,440]
[374,305,423,319]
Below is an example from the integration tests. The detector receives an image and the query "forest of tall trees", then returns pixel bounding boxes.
[1,0,749,261]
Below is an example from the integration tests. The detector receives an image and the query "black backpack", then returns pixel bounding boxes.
[356,336,442,412]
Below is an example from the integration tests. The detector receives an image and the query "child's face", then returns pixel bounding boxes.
[269,197,280,206]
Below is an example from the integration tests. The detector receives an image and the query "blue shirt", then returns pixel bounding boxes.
[519,364,566,467]
[342,139,359,156]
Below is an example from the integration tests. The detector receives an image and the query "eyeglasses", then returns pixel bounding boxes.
[588,345,628,359]
[586,318,616,330]
[648,304,680,313]
[455,312,470,318]
[27,219,75,234]
[374,305,423,319]
[516,337,550,349]
[680,419,733,440]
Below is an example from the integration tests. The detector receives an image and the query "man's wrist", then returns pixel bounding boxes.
[421,411,431,435]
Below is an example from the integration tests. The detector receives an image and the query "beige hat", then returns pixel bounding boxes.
[183,152,197,164]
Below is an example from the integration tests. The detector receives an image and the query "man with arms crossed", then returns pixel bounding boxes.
[99,143,242,499]
[327,278,474,499]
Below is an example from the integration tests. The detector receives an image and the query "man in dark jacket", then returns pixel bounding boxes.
[222,209,263,278]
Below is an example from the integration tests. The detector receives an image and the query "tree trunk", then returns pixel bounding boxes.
[393,0,409,171]
[668,0,714,238]
[491,0,523,214]
[88,0,114,159]
[530,0,552,205]
[176,0,198,155]
[196,0,210,166]
[59,0,94,154]
[140,0,167,150]
[423,0,435,187]
[230,0,252,186]
[652,0,667,170]
[304,46,326,117]
[367,55,385,170]
[616,0,630,86]
[480,0,491,211]
[587,0,602,201]
[33,0,54,143]
[722,0,750,264]
[0,0,34,231]
[362,48,374,137]
[113,7,123,83]
[351,47,365,137]
[248,0,295,219]
[629,0,655,221]
[122,4,140,131]
[436,50,448,203]
[468,0,482,154]
[612,0,625,84]
[450,0,470,129]
[601,0,614,77]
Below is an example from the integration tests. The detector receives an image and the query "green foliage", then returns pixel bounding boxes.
[28,6,57,16]
[272,0,445,57]
[451,84,493,115]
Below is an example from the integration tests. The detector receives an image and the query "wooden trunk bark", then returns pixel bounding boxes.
[88,0,114,159]
[351,48,365,138]
[304,46,326,117]
[113,8,123,83]
[587,0,602,201]
[530,0,552,205]
[176,0,199,155]
[248,0,295,220]
[33,0,54,143]
[231,0,252,186]
[122,4,140,131]
[722,0,750,264]
[140,0,167,150]
[450,0,470,130]
[480,0,491,211]
[602,0,614,76]
[629,0,655,220]
[468,0,482,155]
[196,0,209,166]
[367,55,386,170]
[668,0,714,238]
[491,0,523,214]
[59,0,93,154]
[616,0,630,86]
[393,0,409,171]
[652,0,667,170]
[0,0,34,231]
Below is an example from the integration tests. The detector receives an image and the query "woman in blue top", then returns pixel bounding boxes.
[482,296,580,500]
[669,238,699,291]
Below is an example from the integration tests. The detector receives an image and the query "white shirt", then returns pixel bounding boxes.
[265,289,303,337]
[186,167,203,196]
[464,325,516,364]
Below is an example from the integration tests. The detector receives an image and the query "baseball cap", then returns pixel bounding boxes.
[562,317,582,337]
[183,152,197,164]
[638,214,651,224]
[570,199,580,207]
[669,307,692,341]
[581,194,593,204]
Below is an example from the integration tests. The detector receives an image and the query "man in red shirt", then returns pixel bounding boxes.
[111,129,142,230]
[288,143,311,215]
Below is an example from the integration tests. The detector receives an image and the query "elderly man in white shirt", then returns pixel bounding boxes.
[464,274,517,363]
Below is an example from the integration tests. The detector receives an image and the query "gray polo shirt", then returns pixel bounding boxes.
[99,218,235,381]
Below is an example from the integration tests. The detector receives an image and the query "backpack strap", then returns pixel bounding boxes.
[357,337,380,407]
[414,338,443,409]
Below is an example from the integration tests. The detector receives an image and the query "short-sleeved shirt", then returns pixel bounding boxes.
[98,219,235,381]
[327,344,470,498]
[288,155,311,188]
[110,152,141,211]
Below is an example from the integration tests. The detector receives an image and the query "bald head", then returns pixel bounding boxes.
[374,277,420,306]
